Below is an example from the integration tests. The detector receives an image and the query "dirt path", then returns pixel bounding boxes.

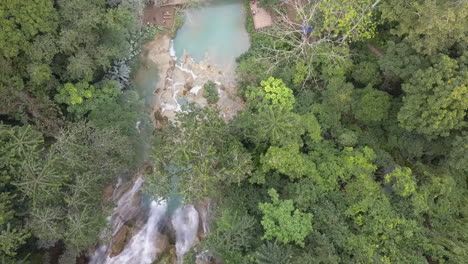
[143,5,175,29]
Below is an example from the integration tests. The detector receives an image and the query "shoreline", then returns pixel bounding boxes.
[140,33,245,129]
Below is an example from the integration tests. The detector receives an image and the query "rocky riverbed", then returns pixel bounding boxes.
[143,34,244,129]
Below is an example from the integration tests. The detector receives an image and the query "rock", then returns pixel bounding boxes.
[110,225,131,257]
[194,199,211,239]
[154,232,169,257]
[101,183,114,202]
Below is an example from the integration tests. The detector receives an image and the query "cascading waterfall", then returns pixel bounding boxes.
[172,205,200,261]
[90,176,204,264]
[100,200,168,264]
[110,177,144,237]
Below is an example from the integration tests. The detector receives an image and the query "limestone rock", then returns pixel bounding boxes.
[110,225,131,257]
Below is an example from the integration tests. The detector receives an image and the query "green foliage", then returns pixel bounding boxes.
[322,77,354,114]
[398,55,468,138]
[247,77,295,111]
[89,90,153,168]
[380,0,468,55]
[0,125,41,258]
[147,107,252,202]
[203,81,219,104]
[0,0,145,134]
[58,1,136,81]
[292,61,308,86]
[338,130,358,147]
[259,189,313,247]
[385,167,416,197]
[353,86,391,124]
[378,41,429,81]
[318,0,378,41]
[2,0,468,261]
[201,209,257,263]
[55,80,120,118]
[0,0,58,58]
[236,56,271,88]
[258,0,281,9]
[0,122,133,257]
[236,107,303,148]
[254,242,291,264]
[352,61,382,87]
[447,132,468,172]
[0,191,30,258]
[261,144,316,181]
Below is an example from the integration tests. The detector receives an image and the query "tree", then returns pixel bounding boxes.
[351,61,382,87]
[203,81,219,104]
[380,0,468,55]
[254,242,291,264]
[322,77,354,114]
[447,132,468,173]
[318,0,381,41]
[198,209,257,264]
[261,143,317,181]
[353,86,391,124]
[398,55,468,138]
[57,0,136,81]
[146,107,252,202]
[384,167,416,197]
[247,107,304,147]
[0,125,43,257]
[246,77,295,111]
[378,41,429,81]
[259,189,313,247]
[55,80,120,118]
[0,0,58,58]
[0,193,30,257]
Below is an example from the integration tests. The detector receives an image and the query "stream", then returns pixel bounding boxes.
[90,1,249,263]
[173,0,250,72]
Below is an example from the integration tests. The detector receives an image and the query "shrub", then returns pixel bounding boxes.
[203,81,219,104]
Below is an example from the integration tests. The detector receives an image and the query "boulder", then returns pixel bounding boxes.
[110,225,131,257]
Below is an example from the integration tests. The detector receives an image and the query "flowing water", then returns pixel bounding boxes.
[173,0,250,71]
[134,60,159,109]
[172,205,200,260]
[90,1,249,263]
[89,177,203,264]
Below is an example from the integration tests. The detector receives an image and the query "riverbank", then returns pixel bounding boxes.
[140,1,248,129]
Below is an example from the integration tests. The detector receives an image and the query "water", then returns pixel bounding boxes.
[90,1,248,262]
[173,0,250,71]
[102,200,168,264]
[90,177,202,264]
[172,205,200,260]
[134,61,159,109]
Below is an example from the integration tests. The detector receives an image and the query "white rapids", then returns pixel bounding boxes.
[99,200,168,264]
[89,177,203,264]
[172,205,200,261]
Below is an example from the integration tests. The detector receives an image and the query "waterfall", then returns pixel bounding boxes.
[89,176,205,264]
[172,205,200,261]
[89,177,168,264]
[100,200,168,264]
[110,177,145,237]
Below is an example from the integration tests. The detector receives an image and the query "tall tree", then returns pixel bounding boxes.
[380,0,468,55]
[398,55,468,138]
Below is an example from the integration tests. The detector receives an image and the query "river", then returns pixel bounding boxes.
[89,1,249,263]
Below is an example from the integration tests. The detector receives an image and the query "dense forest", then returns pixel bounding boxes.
[1,0,467,263]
